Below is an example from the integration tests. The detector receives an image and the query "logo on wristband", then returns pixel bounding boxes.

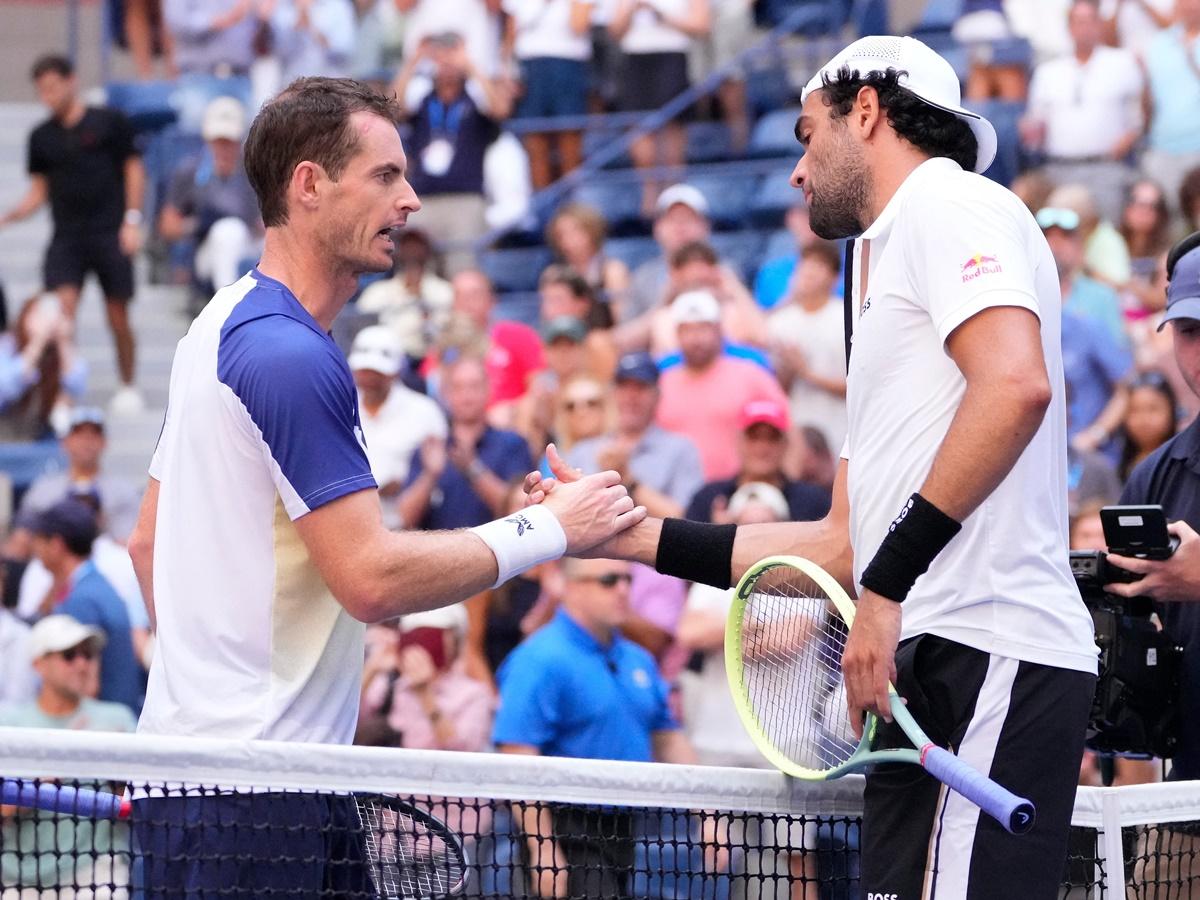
[888,498,915,532]
[505,513,535,537]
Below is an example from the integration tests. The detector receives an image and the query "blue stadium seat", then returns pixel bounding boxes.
[688,174,760,230]
[748,107,802,159]
[710,231,767,283]
[105,80,178,133]
[913,0,963,33]
[685,122,735,164]
[745,66,797,119]
[977,99,1025,188]
[571,182,645,236]
[762,228,796,263]
[604,236,661,272]
[631,812,735,900]
[480,247,554,293]
[748,169,802,228]
[494,290,542,327]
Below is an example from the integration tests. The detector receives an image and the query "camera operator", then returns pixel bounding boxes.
[1105,231,1200,891]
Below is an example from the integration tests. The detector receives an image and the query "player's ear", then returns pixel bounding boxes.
[853,85,882,138]
[290,160,326,214]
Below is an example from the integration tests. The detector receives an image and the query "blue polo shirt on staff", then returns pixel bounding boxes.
[492,608,677,762]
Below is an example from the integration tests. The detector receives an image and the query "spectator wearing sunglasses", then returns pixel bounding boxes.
[0,614,135,893]
[493,556,696,896]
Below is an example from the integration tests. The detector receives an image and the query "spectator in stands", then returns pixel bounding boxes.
[1100,0,1172,56]
[567,351,703,517]
[753,199,819,310]
[551,373,614,458]
[504,0,593,189]
[350,326,448,530]
[1040,204,1129,346]
[1048,183,1134,290]
[445,269,544,422]
[656,290,788,480]
[1122,179,1174,315]
[1067,441,1122,514]
[622,184,711,329]
[953,0,1028,102]
[398,355,534,530]
[27,500,141,712]
[685,398,829,524]
[768,240,847,450]
[1118,369,1180,481]
[18,487,152,673]
[358,606,494,750]
[691,0,754,152]
[649,242,767,356]
[538,265,617,375]
[393,35,507,274]
[0,615,135,894]
[0,294,86,443]
[158,96,262,293]
[493,556,697,897]
[356,228,453,369]
[164,0,262,78]
[1181,166,1200,233]
[786,423,837,493]
[121,0,174,81]
[515,318,590,457]
[1021,0,1143,222]
[0,575,35,707]
[0,56,145,416]
[269,0,358,85]
[21,407,142,545]
[545,203,630,309]
[1141,0,1200,216]
[400,0,504,78]
[608,0,710,216]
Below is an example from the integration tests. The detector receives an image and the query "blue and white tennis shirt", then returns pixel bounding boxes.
[138,270,378,744]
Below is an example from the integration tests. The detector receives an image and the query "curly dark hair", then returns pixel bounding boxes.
[818,66,978,173]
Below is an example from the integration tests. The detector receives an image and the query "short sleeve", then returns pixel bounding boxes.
[218,320,377,518]
[493,650,560,749]
[27,129,47,176]
[109,110,138,160]
[904,190,1040,344]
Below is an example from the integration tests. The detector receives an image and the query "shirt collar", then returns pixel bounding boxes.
[860,157,962,241]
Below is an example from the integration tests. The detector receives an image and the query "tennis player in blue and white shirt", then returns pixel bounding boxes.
[127,77,642,897]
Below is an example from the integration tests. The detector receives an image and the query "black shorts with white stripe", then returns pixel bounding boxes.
[860,634,1095,900]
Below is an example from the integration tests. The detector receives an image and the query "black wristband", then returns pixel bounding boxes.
[655,518,738,590]
[859,493,961,603]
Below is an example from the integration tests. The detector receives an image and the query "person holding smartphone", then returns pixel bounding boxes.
[1105,231,1200,894]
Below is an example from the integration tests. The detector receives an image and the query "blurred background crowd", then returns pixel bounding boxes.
[0,0,1195,866]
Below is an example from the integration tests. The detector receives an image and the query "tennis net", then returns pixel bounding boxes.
[0,727,1196,898]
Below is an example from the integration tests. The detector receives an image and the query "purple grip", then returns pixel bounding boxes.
[1,778,128,819]
[920,745,1036,835]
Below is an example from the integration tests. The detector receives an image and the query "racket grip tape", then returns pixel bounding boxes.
[1,778,130,819]
[920,745,1036,835]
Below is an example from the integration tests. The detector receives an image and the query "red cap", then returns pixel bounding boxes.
[739,398,791,433]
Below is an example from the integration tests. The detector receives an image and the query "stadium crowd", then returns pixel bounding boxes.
[5,0,1200,893]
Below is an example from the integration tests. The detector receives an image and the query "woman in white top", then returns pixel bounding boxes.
[608,0,710,216]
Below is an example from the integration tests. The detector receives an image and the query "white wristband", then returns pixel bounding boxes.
[470,504,568,589]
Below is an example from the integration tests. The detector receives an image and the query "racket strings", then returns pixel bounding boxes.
[740,568,857,771]
[356,796,465,898]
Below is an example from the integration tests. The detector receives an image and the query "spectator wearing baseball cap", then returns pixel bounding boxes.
[350,326,448,530]
[158,96,262,296]
[27,499,141,712]
[0,613,135,893]
[685,398,830,524]
[19,406,143,543]
[656,293,789,480]
[538,265,618,381]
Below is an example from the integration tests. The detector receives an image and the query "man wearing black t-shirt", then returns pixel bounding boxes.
[0,55,145,415]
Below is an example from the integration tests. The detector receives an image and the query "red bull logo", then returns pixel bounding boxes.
[961,253,1003,282]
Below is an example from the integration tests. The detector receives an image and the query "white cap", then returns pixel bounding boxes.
[655,184,709,218]
[348,325,403,377]
[727,482,790,520]
[800,35,997,175]
[671,289,722,325]
[201,96,246,142]
[28,615,106,661]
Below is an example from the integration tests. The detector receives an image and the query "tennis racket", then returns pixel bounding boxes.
[0,778,469,899]
[725,555,1036,836]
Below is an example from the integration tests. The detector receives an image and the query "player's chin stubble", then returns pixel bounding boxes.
[807,150,872,241]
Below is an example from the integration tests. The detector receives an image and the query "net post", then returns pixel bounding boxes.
[1100,789,1127,892]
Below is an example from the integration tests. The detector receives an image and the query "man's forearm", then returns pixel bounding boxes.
[125,158,146,215]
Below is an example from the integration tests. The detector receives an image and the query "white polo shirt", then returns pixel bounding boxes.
[1027,45,1143,159]
[139,270,378,743]
[846,157,1097,675]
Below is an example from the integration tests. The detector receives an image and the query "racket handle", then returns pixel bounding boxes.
[920,745,1036,835]
[1,779,129,820]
